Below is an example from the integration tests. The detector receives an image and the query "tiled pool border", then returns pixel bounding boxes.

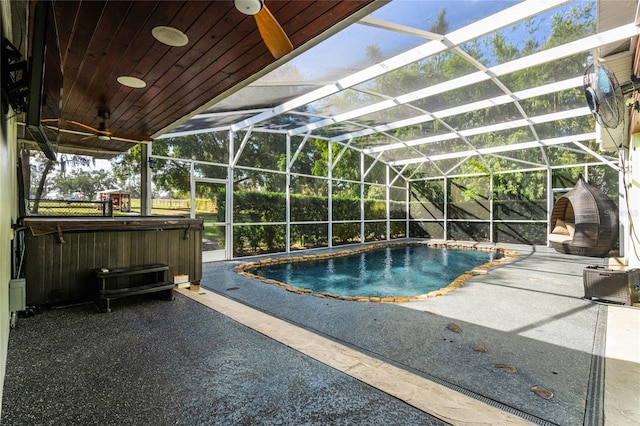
[234,241,520,303]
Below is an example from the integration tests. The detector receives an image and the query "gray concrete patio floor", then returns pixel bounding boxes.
[2,241,639,425]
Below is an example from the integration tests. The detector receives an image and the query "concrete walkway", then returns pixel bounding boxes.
[2,242,639,425]
[603,305,640,425]
[177,287,532,425]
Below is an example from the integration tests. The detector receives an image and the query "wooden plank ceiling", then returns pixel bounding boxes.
[34,0,375,158]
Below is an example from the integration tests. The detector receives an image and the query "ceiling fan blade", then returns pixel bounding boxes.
[254,5,293,59]
[41,118,100,134]
[67,120,151,142]
[67,120,104,134]
[108,132,153,142]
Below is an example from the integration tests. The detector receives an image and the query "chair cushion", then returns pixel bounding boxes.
[552,219,570,235]
[548,232,572,243]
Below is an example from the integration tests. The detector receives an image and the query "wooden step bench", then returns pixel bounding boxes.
[95,264,174,312]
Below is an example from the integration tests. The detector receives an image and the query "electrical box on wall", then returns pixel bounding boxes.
[597,120,629,151]
[9,279,26,312]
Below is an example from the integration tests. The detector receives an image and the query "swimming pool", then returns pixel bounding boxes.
[237,243,518,302]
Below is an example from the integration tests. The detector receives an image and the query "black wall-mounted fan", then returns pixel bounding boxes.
[583,63,640,129]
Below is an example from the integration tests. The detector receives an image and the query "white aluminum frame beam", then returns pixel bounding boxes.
[364,107,591,154]
[230,0,570,133]
[389,133,598,166]
[292,23,638,140]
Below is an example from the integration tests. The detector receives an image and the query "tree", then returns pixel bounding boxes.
[53,168,117,200]
[25,151,96,196]
[31,158,55,213]
[108,63,314,196]
[110,145,144,197]
[103,2,610,246]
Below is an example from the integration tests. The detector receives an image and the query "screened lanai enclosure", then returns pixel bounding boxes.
[129,0,635,259]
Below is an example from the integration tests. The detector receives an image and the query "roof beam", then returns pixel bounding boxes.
[292,23,639,138]
[19,139,127,158]
[358,16,444,41]
[327,76,584,143]
[230,0,570,133]
[570,141,620,171]
[364,107,591,154]
[486,153,548,169]
[388,133,598,166]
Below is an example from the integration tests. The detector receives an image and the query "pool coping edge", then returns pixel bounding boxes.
[233,241,520,303]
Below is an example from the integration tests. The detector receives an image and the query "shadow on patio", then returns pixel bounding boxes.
[2,243,638,425]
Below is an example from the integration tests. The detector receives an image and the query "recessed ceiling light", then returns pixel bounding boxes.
[152,26,189,47]
[117,76,147,88]
[234,0,263,15]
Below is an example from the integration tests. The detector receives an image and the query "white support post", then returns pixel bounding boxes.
[386,165,390,241]
[189,161,196,219]
[285,134,291,253]
[141,142,152,216]
[361,152,365,243]
[328,142,333,248]
[443,176,448,240]
[226,131,235,260]
[406,180,410,238]
[489,173,494,243]
[547,168,553,247]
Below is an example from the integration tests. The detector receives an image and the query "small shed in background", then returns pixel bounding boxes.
[97,189,131,213]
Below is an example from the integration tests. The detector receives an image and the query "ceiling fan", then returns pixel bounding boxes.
[234,0,293,59]
[44,110,151,142]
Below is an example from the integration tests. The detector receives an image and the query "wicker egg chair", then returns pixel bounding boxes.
[548,176,618,257]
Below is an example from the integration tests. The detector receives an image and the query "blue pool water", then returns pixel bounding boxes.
[250,245,500,298]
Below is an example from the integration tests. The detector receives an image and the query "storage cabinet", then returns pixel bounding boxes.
[583,266,640,305]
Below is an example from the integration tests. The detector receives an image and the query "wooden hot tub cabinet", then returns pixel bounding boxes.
[20,217,203,306]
